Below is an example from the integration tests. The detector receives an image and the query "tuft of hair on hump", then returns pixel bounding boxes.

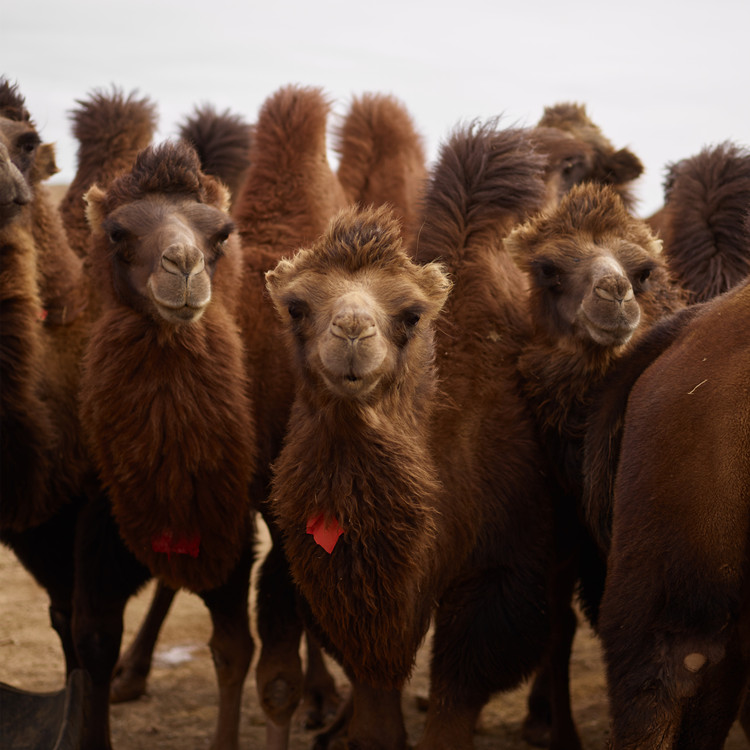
[506,182,659,259]
[179,104,252,186]
[414,119,547,262]
[97,140,225,212]
[0,77,32,122]
[69,86,158,158]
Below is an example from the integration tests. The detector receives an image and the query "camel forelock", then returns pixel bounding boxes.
[101,141,220,212]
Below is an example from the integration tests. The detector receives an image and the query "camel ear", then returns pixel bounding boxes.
[603,147,644,184]
[84,184,106,231]
[265,257,297,306]
[418,261,452,313]
[31,143,59,182]
[203,174,231,214]
[503,224,534,272]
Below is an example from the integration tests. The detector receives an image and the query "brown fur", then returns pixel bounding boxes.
[59,87,157,256]
[178,103,253,204]
[334,93,427,243]
[81,141,256,592]
[598,278,750,748]
[537,102,643,210]
[653,141,750,301]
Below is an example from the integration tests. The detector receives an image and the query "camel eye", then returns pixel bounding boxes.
[401,309,422,328]
[287,299,308,321]
[536,261,562,288]
[635,265,654,289]
[107,225,127,245]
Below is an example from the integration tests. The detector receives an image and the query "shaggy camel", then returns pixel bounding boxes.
[107,101,256,706]
[59,87,157,256]
[267,118,583,749]
[0,82,134,750]
[596,276,750,749]
[267,204,450,749]
[503,183,686,742]
[78,140,258,750]
[646,140,750,302]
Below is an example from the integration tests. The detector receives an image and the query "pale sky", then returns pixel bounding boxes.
[3,0,749,217]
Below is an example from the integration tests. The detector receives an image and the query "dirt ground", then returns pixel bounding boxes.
[1,539,747,750]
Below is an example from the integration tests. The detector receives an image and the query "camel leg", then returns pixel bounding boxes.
[72,499,150,750]
[110,580,177,702]
[417,564,556,750]
[201,544,255,750]
[254,534,304,750]
[300,630,342,729]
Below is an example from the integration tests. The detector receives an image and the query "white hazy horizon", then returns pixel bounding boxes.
[4,0,749,218]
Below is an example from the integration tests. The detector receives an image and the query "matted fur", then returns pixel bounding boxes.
[268,205,449,689]
[60,87,158,256]
[0,78,32,122]
[80,142,256,591]
[598,278,750,748]
[658,141,750,301]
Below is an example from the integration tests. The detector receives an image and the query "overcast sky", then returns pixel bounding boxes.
[4,0,749,217]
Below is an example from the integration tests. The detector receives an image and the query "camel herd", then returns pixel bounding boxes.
[1,75,749,750]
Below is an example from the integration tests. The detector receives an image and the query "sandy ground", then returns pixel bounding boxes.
[1,540,747,750]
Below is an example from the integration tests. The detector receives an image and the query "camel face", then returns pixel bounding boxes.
[0,117,38,222]
[507,184,662,350]
[267,206,450,401]
[100,194,234,324]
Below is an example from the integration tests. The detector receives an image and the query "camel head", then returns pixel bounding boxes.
[85,141,235,324]
[0,79,43,223]
[266,204,451,401]
[536,102,643,210]
[506,183,665,350]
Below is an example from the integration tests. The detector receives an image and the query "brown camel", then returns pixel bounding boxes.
[597,276,750,748]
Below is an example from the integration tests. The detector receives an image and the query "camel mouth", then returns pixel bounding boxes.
[582,318,636,347]
[154,301,207,324]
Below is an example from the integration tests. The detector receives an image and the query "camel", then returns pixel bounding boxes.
[597,276,750,748]
[76,139,258,750]
[266,203,450,748]
[503,182,686,742]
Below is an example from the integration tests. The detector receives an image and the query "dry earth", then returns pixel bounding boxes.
[1,539,747,750]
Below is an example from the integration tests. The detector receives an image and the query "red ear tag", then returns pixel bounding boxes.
[151,531,201,559]
[39,309,49,321]
[306,513,344,554]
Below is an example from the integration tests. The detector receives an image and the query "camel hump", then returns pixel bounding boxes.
[415,120,547,262]
[253,84,331,163]
[178,104,252,201]
[70,86,157,159]
[661,140,750,301]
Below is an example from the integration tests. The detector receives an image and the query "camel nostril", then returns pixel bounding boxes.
[161,248,205,277]
[331,312,376,342]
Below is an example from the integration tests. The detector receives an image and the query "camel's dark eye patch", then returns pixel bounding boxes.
[400,308,422,328]
[103,219,129,245]
[534,259,563,289]
[286,298,309,322]
[16,131,41,155]
[208,220,234,260]
[633,263,655,290]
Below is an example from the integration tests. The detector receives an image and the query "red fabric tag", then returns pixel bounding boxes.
[151,531,201,559]
[306,513,344,554]
[38,309,48,321]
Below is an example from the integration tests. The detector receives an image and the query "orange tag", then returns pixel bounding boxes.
[306,514,344,554]
[151,531,201,559]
